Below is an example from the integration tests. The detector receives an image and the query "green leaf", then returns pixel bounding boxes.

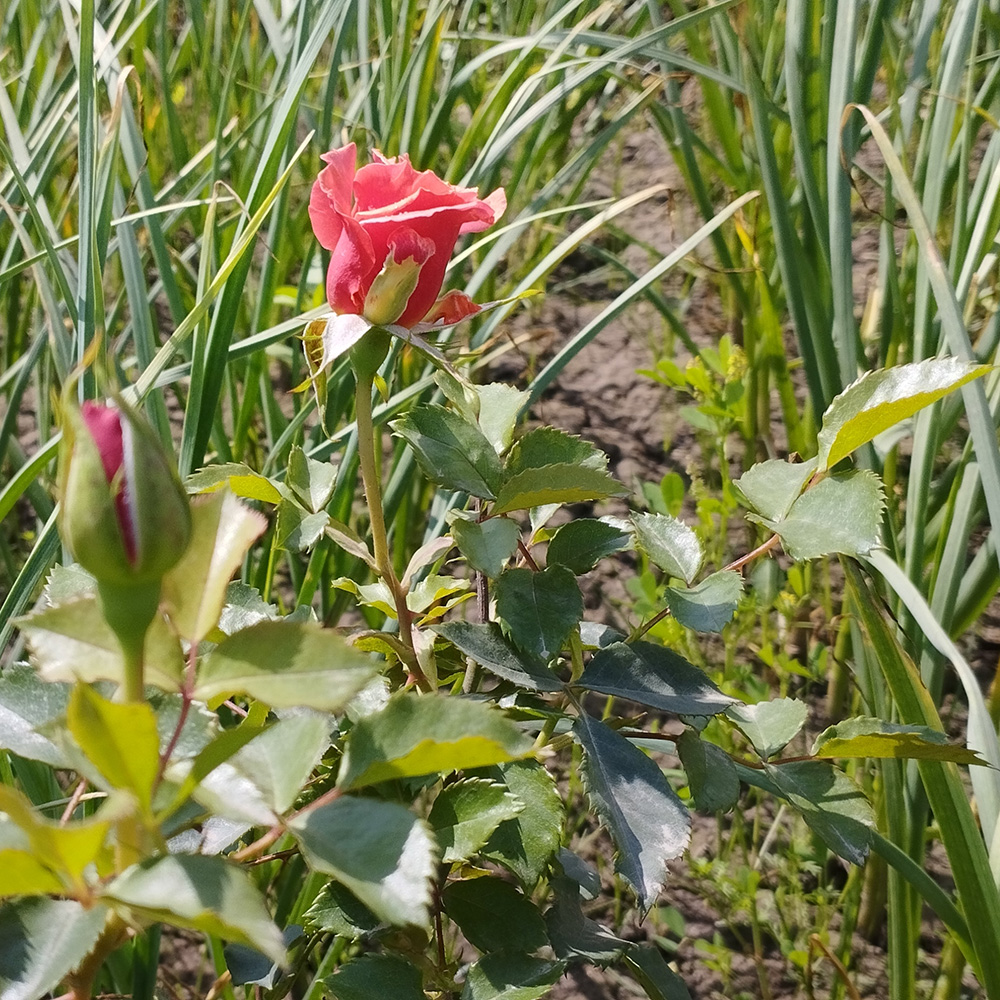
[545,877,629,963]
[726,699,808,760]
[0,849,65,896]
[476,383,530,455]
[478,760,562,888]
[275,500,329,552]
[0,898,109,1000]
[733,458,817,521]
[764,761,874,865]
[494,566,582,661]
[325,954,425,1000]
[186,463,286,505]
[461,953,564,1000]
[632,513,702,584]
[664,571,743,632]
[337,693,533,790]
[0,663,71,767]
[0,785,109,887]
[162,490,268,643]
[18,597,183,690]
[442,877,549,953]
[547,519,631,575]
[579,641,736,716]
[676,731,740,813]
[287,445,337,513]
[556,848,601,900]
[817,359,990,470]
[750,471,885,560]
[225,926,303,988]
[103,855,285,962]
[811,717,986,765]
[194,620,376,710]
[228,712,333,814]
[67,685,160,811]
[492,464,625,516]
[289,797,436,927]
[450,514,520,578]
[433,622,564,692]
[575,714,690,906]
[302,882,382,938]
[505,427,608,475]
[392,404,504,499]
[429,778,524,864]
[624,944,694,1000]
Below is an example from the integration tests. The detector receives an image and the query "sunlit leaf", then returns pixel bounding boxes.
[492,464,625,515]
[429,778,524,863]
[632,512,702,584]
[664,571,743,632]
[546,519,631,575]
[812,717,986,764]
[727,698,808,760]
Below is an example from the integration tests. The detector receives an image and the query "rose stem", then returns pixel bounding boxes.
[353,370,429,690]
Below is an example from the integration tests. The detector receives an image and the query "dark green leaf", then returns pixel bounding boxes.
[0,898,108,1000]
[429,779,524,864]
[505,427,608,475]
[450,515,520,579]
[765,761,874,865]
[289,797,436,927]
[727,699,808,760]
[545,877,628,963]
[492,465,626,515]
[494,566,582,661]
[103,855,285,962]
[733,459,817,522]
[461,953,564,1000]
[442,877,548,953]
[479,760,562,888]
[632,513,702,584]
[575,715,689,906]
[579,641,736,716]
[676,731,739,813]
[750,471,885,560]
[556,848,601,899]
[624,944,693,1000]
[0,663,71,766]
[325,954,425,1000]
[547,519,631,575]
[302,882,382,938]
[811,717,986,764]
[225,925,302,988]
[392,404,504,499]
[195,620,375,710]
[817,359,989,470]
[664,571,743,632]
[337,694,533,790]
[434,622,564,692]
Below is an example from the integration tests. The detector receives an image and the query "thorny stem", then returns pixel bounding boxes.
[517,538,539,571]
[156,645,198,786]
[230,785,345,865]
[354,371,430,690]
[60,779,88,825]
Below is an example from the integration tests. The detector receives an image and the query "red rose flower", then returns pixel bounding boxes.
[308,144,505,329]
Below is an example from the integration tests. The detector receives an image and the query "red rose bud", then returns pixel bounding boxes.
[59,399,192,586]
[308,144,505,328]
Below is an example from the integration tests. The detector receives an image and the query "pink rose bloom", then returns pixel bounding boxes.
[308,143,505,329]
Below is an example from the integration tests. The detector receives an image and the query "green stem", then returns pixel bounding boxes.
[96,579,160,702]
[350,342,427,689]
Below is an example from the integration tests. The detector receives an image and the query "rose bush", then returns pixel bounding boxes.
[308,143,505,328]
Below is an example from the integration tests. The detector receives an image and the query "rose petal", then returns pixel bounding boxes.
[308,144,358,250]
[324,218,378,316]
[459,187,506,234]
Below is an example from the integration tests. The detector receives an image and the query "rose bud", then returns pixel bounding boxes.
[59,399,191,586]
[308,144,505,329]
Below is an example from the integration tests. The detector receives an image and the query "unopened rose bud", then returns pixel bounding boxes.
[59,399,191,586]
